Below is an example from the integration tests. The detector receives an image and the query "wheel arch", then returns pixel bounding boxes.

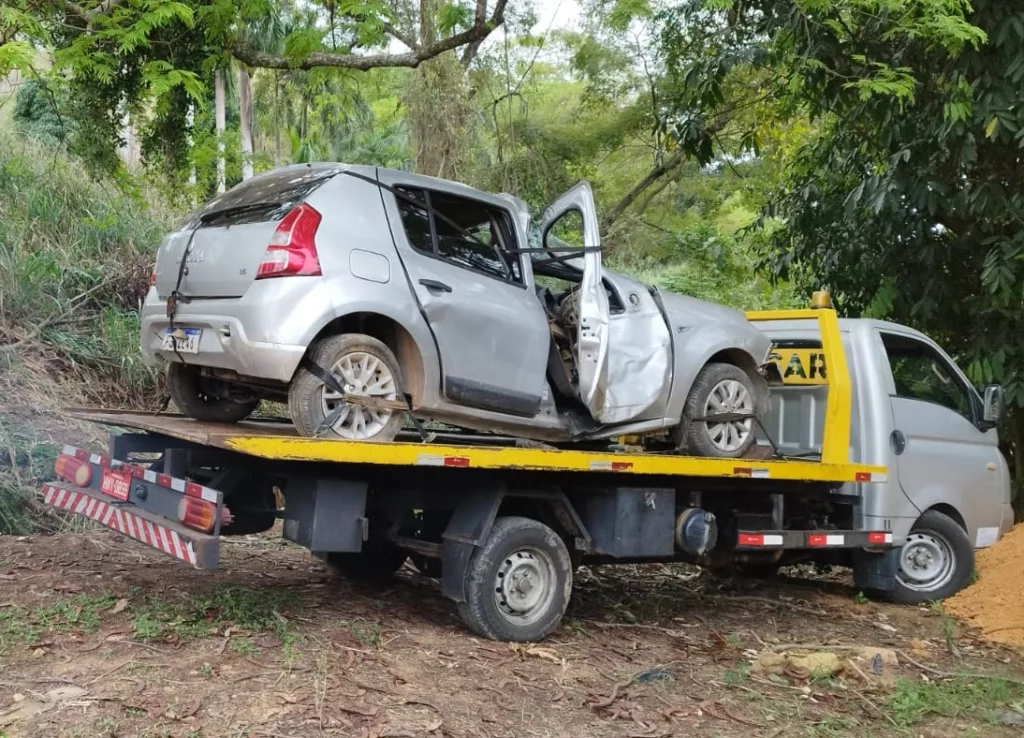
[304,311,432,407]
[922,503,968,533]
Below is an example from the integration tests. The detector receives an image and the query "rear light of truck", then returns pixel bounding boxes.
[177,497,232,533]
[54,454,93,487]
[255,203,323,279]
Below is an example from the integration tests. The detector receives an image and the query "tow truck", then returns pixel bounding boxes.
[39,299,1010,642]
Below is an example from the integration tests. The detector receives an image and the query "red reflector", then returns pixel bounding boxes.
[157,474,172,488]
[443,456,470,468]
[611,461,633,471]
[808,534,827,546]
[868,532,887,544]
[738,533,764,546]
[54,454,93,487]
[130,466,145,479]
[185,481,203,498]
[256,203,323,279]
[855,472,871,482]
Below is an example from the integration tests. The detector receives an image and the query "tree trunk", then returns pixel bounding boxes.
[274,72,281,167]
[406,0,469,179]
[215,69,226,194]
[238,66,254,180]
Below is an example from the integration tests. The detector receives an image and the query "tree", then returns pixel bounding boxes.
[1,0,512,179]
[717,1,1024,505]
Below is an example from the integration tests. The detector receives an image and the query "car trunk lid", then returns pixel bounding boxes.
[156,166,341,299]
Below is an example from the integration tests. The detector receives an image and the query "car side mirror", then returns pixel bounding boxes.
[982,384,1004,424]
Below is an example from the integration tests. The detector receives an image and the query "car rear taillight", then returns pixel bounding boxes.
[149,270,156,287]
[256,203,323,279]
[54,454,93,487]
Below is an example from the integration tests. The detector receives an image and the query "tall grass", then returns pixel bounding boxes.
[0,130,177,532]
[0,130,176,407]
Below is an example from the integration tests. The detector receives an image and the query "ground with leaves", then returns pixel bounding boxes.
[1,531,1023,738]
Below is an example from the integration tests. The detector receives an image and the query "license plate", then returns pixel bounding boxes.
[100,469,131,501]
[162,327,201,354]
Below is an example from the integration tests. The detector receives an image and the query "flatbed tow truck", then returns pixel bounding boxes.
[40,306,897,642]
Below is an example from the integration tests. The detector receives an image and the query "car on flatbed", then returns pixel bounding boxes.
[142,165,773,458]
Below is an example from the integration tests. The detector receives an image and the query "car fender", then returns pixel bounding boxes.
[664,329,770,425]
[295,296,442,408]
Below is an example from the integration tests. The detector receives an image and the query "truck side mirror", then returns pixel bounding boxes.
[982,384,1005,424]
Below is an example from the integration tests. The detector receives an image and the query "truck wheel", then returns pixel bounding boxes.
[457,516,572,642]
[167,363,259,423]
[681,363,761,458]
[221,477,278,536]
[289,334,405,441]
[889,510,974,604]
[323,544,408,584]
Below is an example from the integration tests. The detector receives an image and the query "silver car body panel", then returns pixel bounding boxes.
[141,163,772,442]
[755,318,1012,549]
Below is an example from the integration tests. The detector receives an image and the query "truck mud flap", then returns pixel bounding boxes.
[38,445,229,569]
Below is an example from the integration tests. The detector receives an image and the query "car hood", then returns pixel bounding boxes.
[656,290,772,354]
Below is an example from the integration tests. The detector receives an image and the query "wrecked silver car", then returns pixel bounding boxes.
[142,164,773,458]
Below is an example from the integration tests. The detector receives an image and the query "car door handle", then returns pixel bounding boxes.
[891,429,906,455]
[419,279,452,293]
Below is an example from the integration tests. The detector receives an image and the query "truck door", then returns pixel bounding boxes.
[877,330,1005,547]
[540,182,610,418]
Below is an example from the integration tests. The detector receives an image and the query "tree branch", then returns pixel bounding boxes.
[462,0,509,67]
[64,0,124,22]
[234,0,506,71]
[602,149,686,231]
[382,22,418,51]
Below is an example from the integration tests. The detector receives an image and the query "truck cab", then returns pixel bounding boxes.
[760,314,1013,602]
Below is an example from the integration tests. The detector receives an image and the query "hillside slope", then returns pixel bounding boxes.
[0,131,174,532]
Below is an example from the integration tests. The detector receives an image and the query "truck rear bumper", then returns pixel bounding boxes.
[40,481,220,568]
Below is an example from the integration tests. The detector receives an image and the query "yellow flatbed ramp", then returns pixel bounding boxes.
[70,409,886,485]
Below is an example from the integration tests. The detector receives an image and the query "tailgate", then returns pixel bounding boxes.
[40,446,229,569]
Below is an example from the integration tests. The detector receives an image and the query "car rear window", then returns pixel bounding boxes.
[184,167,341,229]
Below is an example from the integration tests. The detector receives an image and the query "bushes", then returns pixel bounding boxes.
[0,130,177,533]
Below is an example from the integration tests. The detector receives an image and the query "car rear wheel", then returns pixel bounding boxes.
[289,333,405,441]
[680,362,762,458]
[888,510,973,604]
[167,363,259,423]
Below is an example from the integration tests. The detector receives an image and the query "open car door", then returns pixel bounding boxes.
[540,182,610,418]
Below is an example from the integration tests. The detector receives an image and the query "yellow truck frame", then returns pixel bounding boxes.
[43,307,891,643]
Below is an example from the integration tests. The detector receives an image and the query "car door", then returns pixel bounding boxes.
[878,330,1005,544]
[540,182,610,418]
[378,172,549,417]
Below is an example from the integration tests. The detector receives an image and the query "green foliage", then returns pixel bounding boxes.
[888,675,1024,727]
[12,80,71,144]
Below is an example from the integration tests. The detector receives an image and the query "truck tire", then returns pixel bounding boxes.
[289,334,405,441]
[457,516,572,642]
[221,477,278,536]
[889,510,974,604]
[167,363,259,423]
[681,362,762,458]
[323,544,408,584]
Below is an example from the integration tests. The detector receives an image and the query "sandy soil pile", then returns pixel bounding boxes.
[946,523,1024,648]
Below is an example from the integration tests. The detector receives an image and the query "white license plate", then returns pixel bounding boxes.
[162,327,201,354]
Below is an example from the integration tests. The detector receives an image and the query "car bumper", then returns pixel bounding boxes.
[140,278,329,383]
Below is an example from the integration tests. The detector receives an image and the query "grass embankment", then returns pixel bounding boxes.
[0,130,175,532]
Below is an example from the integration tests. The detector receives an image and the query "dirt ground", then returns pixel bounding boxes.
[946,524,1024,648]
[1,532,1023,738]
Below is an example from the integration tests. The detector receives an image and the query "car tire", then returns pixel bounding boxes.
[680,362,763,458]
[323,544,408,584]
[457,516,572,642]
[289,333,405,441]
[888,510,974,604]
[167,363,259,423]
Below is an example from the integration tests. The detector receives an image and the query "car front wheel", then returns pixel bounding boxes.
[680,362,763,458]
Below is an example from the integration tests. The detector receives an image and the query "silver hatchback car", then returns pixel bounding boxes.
[142,164,774,458]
